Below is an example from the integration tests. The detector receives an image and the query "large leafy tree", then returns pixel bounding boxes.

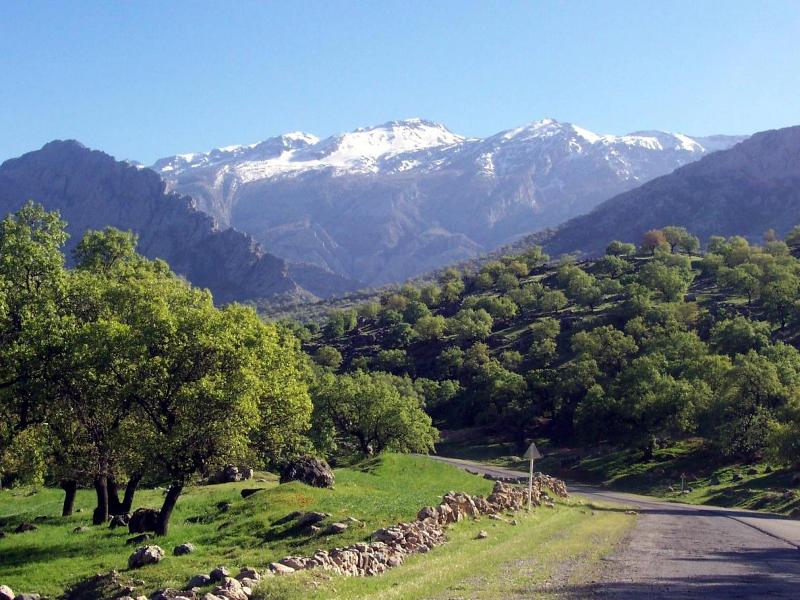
[312,370,437,456]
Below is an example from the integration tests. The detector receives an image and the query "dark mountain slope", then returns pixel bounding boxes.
[0,140,306,303]
[540,126,800,257]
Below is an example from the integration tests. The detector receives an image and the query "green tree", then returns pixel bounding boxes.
[710,317,771,357]
[312,371,437,456]
[447,308,493,342]
[606,240,636,257]
[314,345,343,370]
[414,314,447,340]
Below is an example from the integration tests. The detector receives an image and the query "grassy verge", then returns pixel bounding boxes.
[253,497,632,600]
[0,455,493,596]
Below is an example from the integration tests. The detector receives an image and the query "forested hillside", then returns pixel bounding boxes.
[303,225,800,468]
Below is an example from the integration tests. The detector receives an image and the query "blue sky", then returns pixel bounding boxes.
[1,1,798,164]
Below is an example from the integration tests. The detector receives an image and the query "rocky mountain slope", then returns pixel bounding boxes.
[536,125,800,257]
[155,118,744,287]
[0,140,323,303]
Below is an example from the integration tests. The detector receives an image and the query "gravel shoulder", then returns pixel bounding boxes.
[428,455,800,599]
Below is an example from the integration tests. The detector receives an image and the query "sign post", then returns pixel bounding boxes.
[523,442,542,510]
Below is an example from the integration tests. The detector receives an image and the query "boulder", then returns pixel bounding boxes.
[296,512,329,528]
[128,545,164,569]
[150,589,196,600]
[240,488,264,499]
[174,543,195,556]
[268,562,295,575]
[209,567,230,582]
[128,508,159,534]
[186,574,212,588]
[72,526,90,534]
[13,594,39,600]
[0,585,13,600]
[476,530,488,539]
[240,467,254,480]
[13,523,37,533]
[279,456,334,488]
[324,522,348,535]
[236,567,260,582]
[109,513,131,529]
[209,465,240,484]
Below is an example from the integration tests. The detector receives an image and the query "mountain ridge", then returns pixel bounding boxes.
[154,118,746,287]
[0,140,319,303]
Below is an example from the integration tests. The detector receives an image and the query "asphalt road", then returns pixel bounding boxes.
[428,455,800,599]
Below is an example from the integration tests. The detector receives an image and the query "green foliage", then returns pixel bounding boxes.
[311,371,438,456]
[413,314,447,340]
[313,345,343,370]
[606,240,636,257]
[447,308,494,342]
[323,309,358,338]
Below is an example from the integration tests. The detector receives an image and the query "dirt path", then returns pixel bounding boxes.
[428,455,800,599]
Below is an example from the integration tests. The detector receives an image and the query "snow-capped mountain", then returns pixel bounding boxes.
[154,118,746,287]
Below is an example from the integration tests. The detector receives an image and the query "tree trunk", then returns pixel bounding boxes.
[107,475,123,515]
[60,479,78,517]
[155,483,183,536]
[121,473,142,513]
[92,475,109,525]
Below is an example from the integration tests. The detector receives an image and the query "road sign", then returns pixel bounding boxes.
[524,443,542,510]
[523,442,542,460]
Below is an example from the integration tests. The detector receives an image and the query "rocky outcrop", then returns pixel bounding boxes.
[0,141,307,303]
[279,456,335,488]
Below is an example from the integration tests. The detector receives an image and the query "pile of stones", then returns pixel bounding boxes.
[267,476,569,579]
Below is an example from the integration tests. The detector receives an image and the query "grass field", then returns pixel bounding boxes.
[0,454,631,598]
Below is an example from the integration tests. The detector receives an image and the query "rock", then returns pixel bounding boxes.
[209,465,241,484]
[212,578,247,600]
[324,522,348,535]
[476,530,488,539]
[128,508,160,534]
[269,562,295,575]
[209,567,230,582]
[13,594,40,600]
[746,467,759,475]
[240,488,263,499]
[216,501,232,513]
[174,543,195,556]
[109,513,131,529]
[150,589,196,600]
[625,510,638,515]
[13,523,37,533]
[33,515,47,523]
[0,531,5,539]
[709,476,721,485]
[240,467,254,480]
[279,456,335,489]
[128,545,164,569]
[765,465,773,473]
[732,472,743,482]
[296,511,329,528]
[186,574,212,588]
[0,585,13,600]
[126,534,151,546]
[236,567,260,582]
[72,526,90,533]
